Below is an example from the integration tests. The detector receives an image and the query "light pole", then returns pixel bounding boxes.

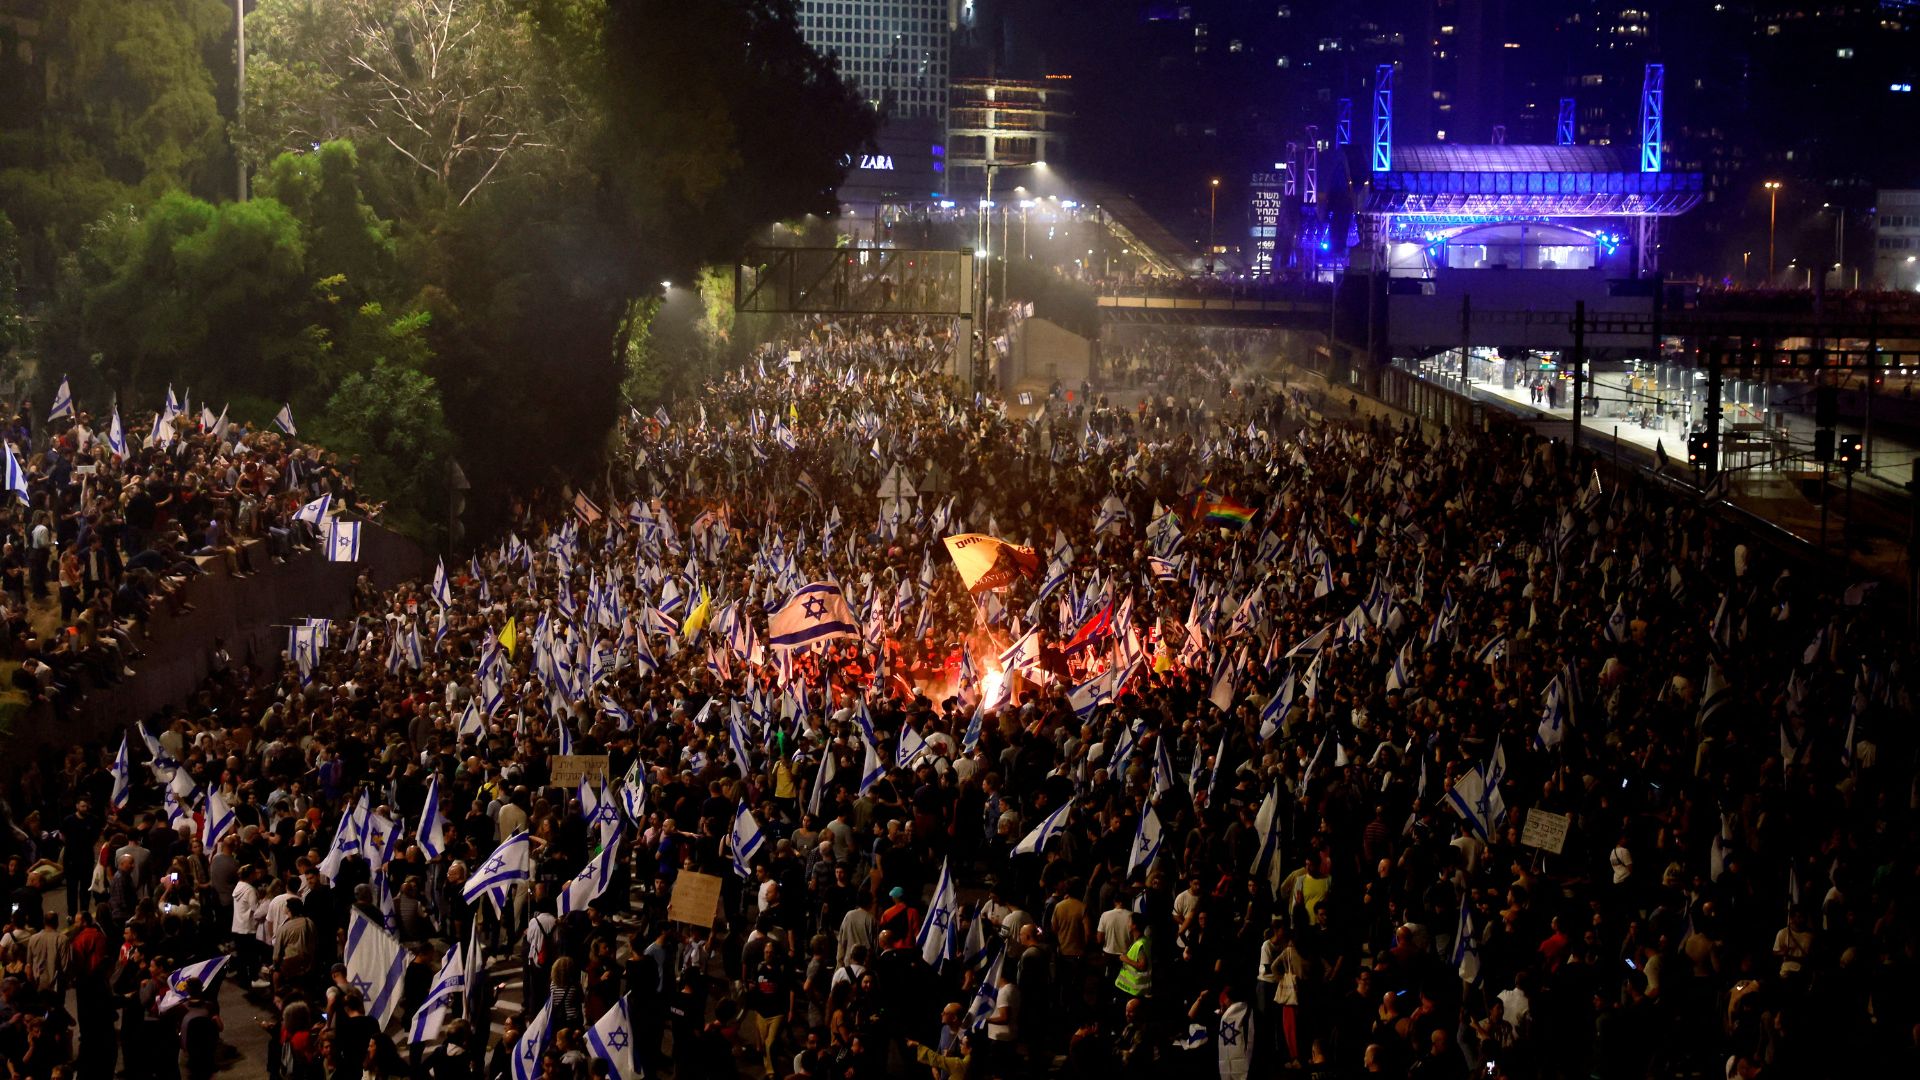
[235,0,248,200]
[1208,178,1220,275]
[1825,201,1845,286]
[977,160,1042,391]
[1765,180,1782,282]
[1742,250,1751,283]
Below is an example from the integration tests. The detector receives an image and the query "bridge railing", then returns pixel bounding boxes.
[1095,294,1329,313]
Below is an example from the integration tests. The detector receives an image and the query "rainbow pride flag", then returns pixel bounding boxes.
[1203,497,1256,529]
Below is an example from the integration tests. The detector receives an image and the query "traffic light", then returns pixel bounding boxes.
[1813,428,1835,463]
[1687,432,1714,466]
[1836,433,1863,471]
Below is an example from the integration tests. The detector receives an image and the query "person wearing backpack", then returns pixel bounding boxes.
[177,979,223,1080]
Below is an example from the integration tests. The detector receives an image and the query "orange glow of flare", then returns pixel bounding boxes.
[980,667,1007,707]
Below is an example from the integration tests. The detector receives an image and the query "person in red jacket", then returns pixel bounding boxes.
[876,886,921,947]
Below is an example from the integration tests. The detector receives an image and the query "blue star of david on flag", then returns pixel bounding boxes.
[767,581,857,649]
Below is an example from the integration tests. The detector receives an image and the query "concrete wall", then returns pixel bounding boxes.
[1007,317,1092,391]
[11,524,427,751]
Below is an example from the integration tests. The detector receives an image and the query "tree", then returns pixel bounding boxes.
[241,0,575,210]
[41,144,408,411]
[48,192,313,398]
[253,141,397,304]
[313,314,454,540]
[0,212,24,385]
[0,0,231,253]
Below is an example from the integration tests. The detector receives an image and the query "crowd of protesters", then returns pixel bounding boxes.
[0,392,370,709]
[0,313,1913,1080]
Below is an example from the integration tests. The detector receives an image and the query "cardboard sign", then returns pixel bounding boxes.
[669,871,724,928]
[1520,808,1570,854]
[550,754,610,788]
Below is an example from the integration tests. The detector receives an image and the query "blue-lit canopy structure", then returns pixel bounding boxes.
[1355,64,1700,279]
[1365,145,1703,220]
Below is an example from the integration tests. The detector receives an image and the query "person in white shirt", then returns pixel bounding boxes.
[1098,895,1133,972]
[230,864,267,986]
[1609,835,1634,886]
[1173,878,1206,928]
[985,963,1021,1074]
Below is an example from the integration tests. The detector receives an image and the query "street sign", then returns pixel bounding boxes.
[877,465,917,500]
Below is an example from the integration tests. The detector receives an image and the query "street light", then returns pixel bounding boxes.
[977,159,1043,391]
[1208,178,1221,275]
[1764,180,1782,282]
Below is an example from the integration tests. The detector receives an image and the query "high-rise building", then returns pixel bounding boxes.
[795,0,954,130]
[1873,190,1920,290]
[797,1,959,209]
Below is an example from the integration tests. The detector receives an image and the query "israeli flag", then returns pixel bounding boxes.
[560,820,623,915]
[584,997,637,1080]
[326,519,363,562]
[1251,786,1283,896]
[416,774,450,859]
[2,441,28,504]
[158,955,229,1012]
[859,734,886,795]
[457,700,485,741]
[1068,663,1129,719]
[47,376,74,421]
[432,558,452,608]
[463,830,532,907]
[766,580,859,649]
[998,628,1044,678]
[728,804,765,879]
[807,747,836,817]
[728,707,754,779]
[203,789,237,847]
[965,945,1006,1032]
[918,858,962,968]
[1453,897,1483,984]
[1474,633,1508,667]
[344,910,408,1027]
[1258,672,1296,742]
[896,723,931,770]
[1127,806,1164,878]
[962,701,985,753]
[408,943,467,1044]
[1012,800,1071,856]
[107,405,127,459]
[162,784,192,833]
[620,759,649,822]
[1444,769,1496,840]
[1151,738,1176,802]
[295,493,332,527]
[316,795,364,882]
[273,402,297,436]
[110,734,131,813]
[513,1001,554,1080]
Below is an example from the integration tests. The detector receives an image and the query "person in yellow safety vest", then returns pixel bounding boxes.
[1114,913,1152,998]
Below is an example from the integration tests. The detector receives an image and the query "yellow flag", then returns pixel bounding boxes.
[498,616,518,658]
[683,588,713,642]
